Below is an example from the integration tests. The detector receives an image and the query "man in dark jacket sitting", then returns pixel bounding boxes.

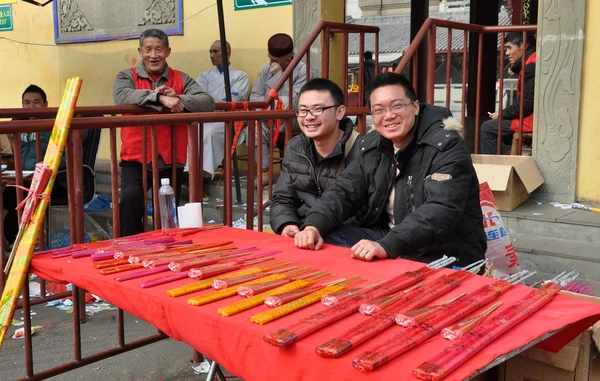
[294,73,486,266]
[270,78,359,238]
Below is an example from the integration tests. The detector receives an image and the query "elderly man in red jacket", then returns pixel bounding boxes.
[479,32,536,154]
[113,28,215,236]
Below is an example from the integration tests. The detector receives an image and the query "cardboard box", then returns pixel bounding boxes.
[498,292,600,381]
[472,155,545,211]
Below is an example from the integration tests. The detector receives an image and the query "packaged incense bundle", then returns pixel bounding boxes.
[251,277,362,325]
[315,274,466,359]
[187,273,292,306]
[414,283,565,380]
[237,269,320,297]
[212,266,297,290]
[218,273,329,317]
[264,257,457,347]
[440,302,502,341]
[351,279,518,372]
[264,285,323,308]
[165,262,290,298]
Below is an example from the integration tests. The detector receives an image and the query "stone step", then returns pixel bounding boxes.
[513,234,600,296]
[502,199,600,244]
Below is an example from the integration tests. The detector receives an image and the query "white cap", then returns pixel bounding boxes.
[161,178,170,186]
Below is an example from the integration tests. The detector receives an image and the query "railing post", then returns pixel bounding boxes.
[427,26,436,105]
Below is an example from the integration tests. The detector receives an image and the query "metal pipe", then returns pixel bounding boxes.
[518,30,527,155]
[188,123,199,203]
[198,123,204,201]
[427,26,436,104]
[246,121,256,230]
[374,32,380,75]
[343,32,349,105]
[13,133,24,222]
[142,127,148,232]
[498,33,506,155]
[65,133,77,243]
[22,279,34,377]
[445,28,452,109]
[118,308,125,348]
[16,333,167,381]
[322,27,330,78]
[151,126,160,228]
[224,122,233,226]
[72,286,82,361]
[109,127,120,238]
[461,30,468,127]
[358,32,365,107]
[474,33,484,154]
[171,125,177,203]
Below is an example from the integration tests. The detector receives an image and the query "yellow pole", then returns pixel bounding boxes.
[0,77,83,348]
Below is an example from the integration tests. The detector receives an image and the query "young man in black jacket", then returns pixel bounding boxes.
[270,78,359,238]
[294,73,486,266]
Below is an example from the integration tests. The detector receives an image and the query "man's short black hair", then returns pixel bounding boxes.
[364,51,373,60]
[505,31,536,50]
[369,73,418,105]
[299,78,345,106]
[22,84,47,104]
[139,28,169,48]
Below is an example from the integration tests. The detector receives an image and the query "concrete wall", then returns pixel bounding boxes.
[577,0,600,203]
[0,0,293,159]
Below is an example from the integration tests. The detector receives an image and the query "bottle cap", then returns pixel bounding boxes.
[161,178,170,186]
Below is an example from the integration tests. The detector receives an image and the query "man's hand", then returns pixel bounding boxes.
[351,240,389,262]
[294,226,324,250]
[489,112,499,120]
[156,85,177,97]
[281,225,300,238]
[159,95,185,113]
[269,62,282,75]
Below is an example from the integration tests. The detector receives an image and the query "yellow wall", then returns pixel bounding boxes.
[577,0,600,203]
[0,0,293,159]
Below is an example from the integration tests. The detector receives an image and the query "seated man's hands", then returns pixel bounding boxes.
[351,239,389,262]
[281,224,300,238]
[489,112,499,120]
[156,85,177,97]
[294,226,324,250]
[159,95,185,113]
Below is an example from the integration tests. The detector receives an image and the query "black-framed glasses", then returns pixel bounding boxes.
[371,101,415,117]
[295,105,339,117]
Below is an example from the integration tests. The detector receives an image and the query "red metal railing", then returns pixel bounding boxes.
[0,21,377,381]
[395,19,537,155]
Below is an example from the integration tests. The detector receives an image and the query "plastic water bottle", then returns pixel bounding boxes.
[158,178,177,230]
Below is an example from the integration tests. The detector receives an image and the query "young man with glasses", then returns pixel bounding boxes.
[270,78,359,238]
[294,73,486,267]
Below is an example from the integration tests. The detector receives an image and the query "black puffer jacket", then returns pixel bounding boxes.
[270,118,359,234]
[304,105,486,266]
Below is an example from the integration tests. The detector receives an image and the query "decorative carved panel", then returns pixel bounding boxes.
[53,0,183,44]
[293,0,321,79]
[533,0,585,202]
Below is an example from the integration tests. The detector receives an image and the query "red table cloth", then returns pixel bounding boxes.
[30,227,600,381]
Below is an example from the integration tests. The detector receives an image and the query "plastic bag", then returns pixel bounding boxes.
[479,182,521,278]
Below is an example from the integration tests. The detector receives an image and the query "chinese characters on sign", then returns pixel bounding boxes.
[0,4,12,32]
[234,0,292,11]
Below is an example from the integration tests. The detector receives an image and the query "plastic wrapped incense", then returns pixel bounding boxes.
[263,259,458,348]
[315,272,471,359]
[99,263,143,275]
[139,272,189,288]
[395,293,466,327]
[218,274,329,317]
[351,278,521,372]
[132,245,237,265]
[212,266,298,290]
[166,262,290,298]
[359,282,426,316]
[188,273,291,306]
[441,302,502,340]
[264,285,323,308]
[321,288,363,307]
[237,270,322,297]
[414,284,563,380]
[251,277,362,325]
[187,250,281,279]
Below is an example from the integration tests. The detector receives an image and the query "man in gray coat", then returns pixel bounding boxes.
[113,28,215,236]
[250,33,307,183]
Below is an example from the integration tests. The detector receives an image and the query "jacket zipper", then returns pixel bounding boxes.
[407,175,416,212]
[374,154,397,222]
[298,152,321,196]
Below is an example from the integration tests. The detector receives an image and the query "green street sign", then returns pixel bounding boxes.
[0,4,12,32]
[234,0,292,11]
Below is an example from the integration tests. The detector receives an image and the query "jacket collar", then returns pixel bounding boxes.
[296,117,355,158]
[215,63,235,74]
[136,62,170,80]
